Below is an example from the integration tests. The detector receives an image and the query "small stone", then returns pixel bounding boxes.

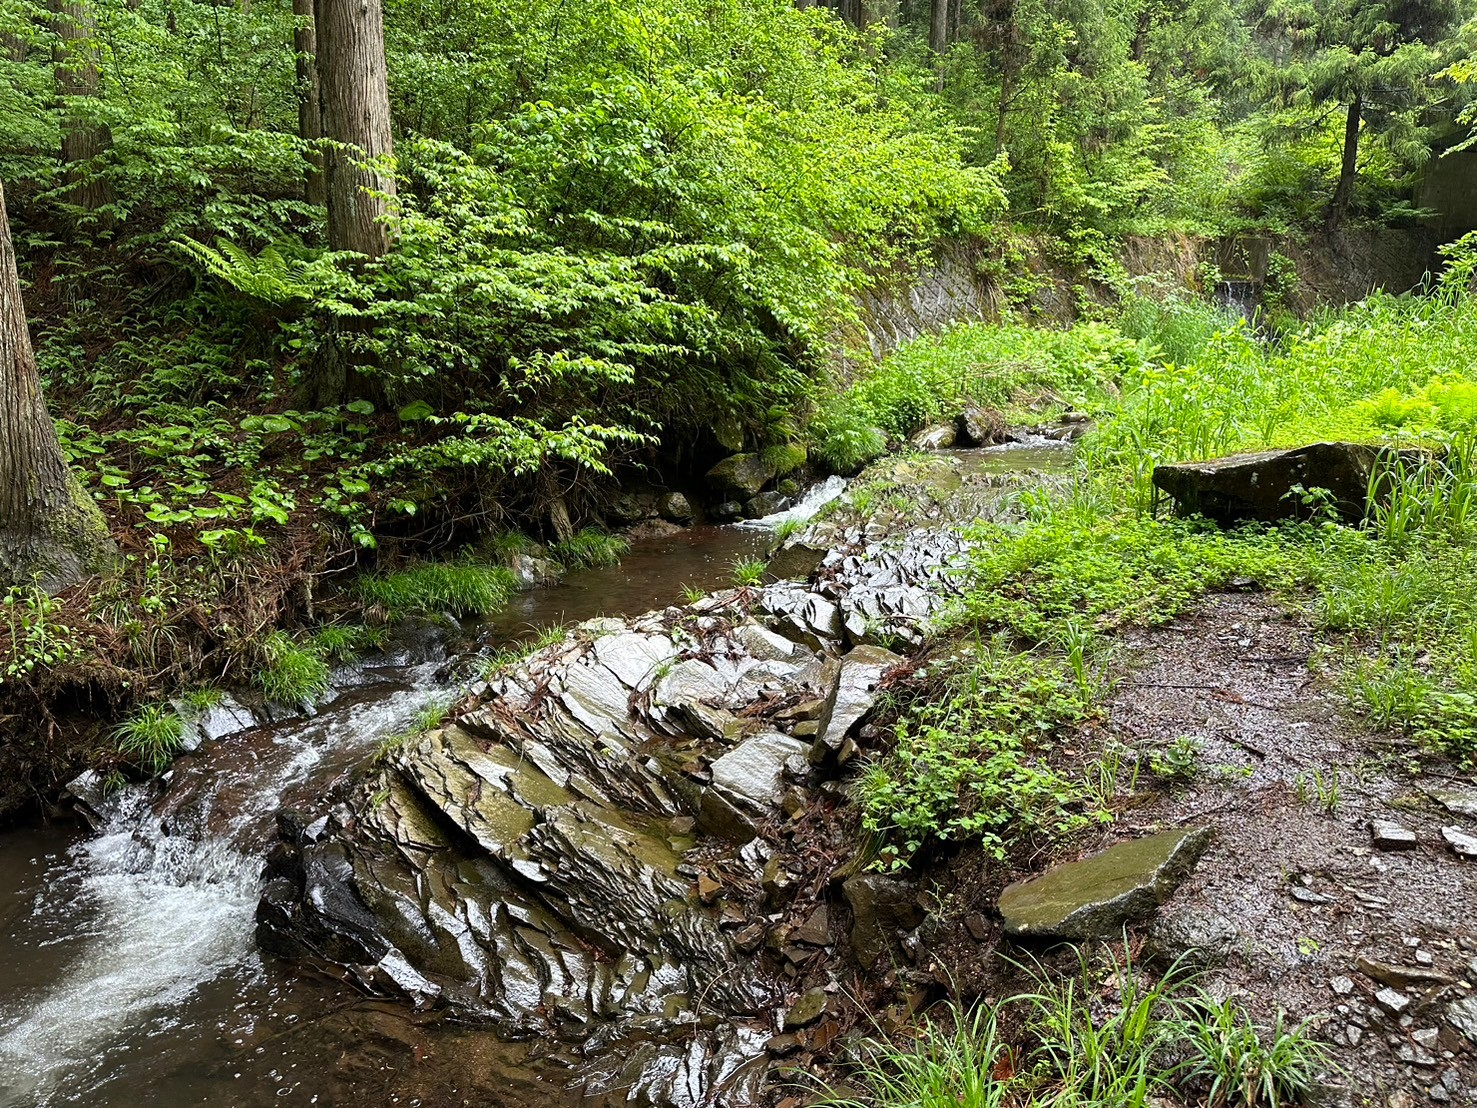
[734,923,766,954]
[1370,820,1419,850]
[765,1033,802,1056]
[697,875,722,905]
[1416,949,1435,966]
[1442,826,1477,858]
[1376,988,1412,1016]
[791,904,831,947]
[1430,1085,1450,1102]
[783,987,828,1029]
[1346,1024,1363,1046]
[1388,1093,1416,1108]
[964,913,989,942]
[1330,975,1355,996]
[1357,955,1455,989]
[1446,995,1477,1042]
[1413,1027,1440,1049]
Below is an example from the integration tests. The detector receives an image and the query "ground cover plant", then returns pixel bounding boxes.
[858,234,1477,869]
[821,946,1331,1108]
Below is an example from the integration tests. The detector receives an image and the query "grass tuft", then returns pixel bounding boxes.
[550,528,629,571]
[360,561,518,618]
[256,630,331,706]
[115,703,187,773]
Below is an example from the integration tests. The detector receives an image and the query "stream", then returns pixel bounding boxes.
[0,442,1067,1107]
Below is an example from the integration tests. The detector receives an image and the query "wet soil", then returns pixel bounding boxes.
[1098,593,1477,1103]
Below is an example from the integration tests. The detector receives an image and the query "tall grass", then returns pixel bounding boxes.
[820,946,1331,1108]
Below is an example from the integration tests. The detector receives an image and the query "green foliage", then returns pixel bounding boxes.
[312,624,387,663]
[0,587,82,683]
[731,559,767,587]
[819,321,1135,453]
[114,703,186,773]
[549,529,629,571]
[359,561,517,618]
[857,641,1096,867]
[255,631,331,707]
[823,946,1330,1108]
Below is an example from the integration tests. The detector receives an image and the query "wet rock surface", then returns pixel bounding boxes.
[1104,594,1477,1101]
[998,827,1213,939]
[256,449,1046,1103]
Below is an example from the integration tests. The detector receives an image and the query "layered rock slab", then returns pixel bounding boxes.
[998,827,1213,939]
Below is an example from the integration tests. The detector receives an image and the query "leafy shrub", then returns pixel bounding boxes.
[857,643,1095,867]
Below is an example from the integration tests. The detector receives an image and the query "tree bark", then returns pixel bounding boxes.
[0,181,113,591]
[315,0,395,258]
[1327,91,1361,231]
[929,0,949,51]
[293,0,325,206]
[51,0,113,220]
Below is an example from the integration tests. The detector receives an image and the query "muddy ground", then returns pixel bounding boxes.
[972,592,1477,1106]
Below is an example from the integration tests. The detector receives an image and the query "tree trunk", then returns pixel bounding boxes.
[991,0,1018,158]
[0,181,113,591]
[1328,91,1361,231]
[51,0,113,220]
[315,0,394,258]
[929,0,949,51]
[293,0,325,206]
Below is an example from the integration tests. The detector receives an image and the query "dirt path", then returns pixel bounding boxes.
[1110,592,1477,1104]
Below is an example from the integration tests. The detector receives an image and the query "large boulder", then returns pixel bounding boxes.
[1152,442,1415,525]
[998,827,1213,939]
[707,453,777,499]
[956,405,1007,447]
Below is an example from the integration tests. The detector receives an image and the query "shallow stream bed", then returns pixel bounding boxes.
[0,441,1070,1107]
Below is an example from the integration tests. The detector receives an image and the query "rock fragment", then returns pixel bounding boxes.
[1370,819,1418,850]
[843,874,922,968]
[1374,987,1411,1016]
[1442,826,1477,858]
[782,987,828,1029]
[997,827,1213,940]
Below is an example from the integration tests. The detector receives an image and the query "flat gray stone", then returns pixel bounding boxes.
[998,827,1214,939]
[1371,820,1418,850]
[814,645,903,753]
[710,733,810,812]
[1428,786,1477,819]
[652,659,730,709]
[1442,826,1477,858]
[593,633,674,690]
[1447,996,1477,1042]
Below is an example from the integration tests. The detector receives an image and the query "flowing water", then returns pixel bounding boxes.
[0,451,1068,1106]
[0,513,784,1107]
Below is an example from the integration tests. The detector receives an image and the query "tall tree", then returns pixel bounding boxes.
[0,181,113,590]
[50,0,112,219]
[1253,0,1465,228]
[293,0,324,206]
[315,0,394,257]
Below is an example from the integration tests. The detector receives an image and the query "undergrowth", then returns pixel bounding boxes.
[823,946,1331,1108]
[359,561,518,619]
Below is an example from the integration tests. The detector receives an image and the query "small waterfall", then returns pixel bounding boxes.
[0,667,446,1107]
[1214,279,1260,323]
[737,475,848,529]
